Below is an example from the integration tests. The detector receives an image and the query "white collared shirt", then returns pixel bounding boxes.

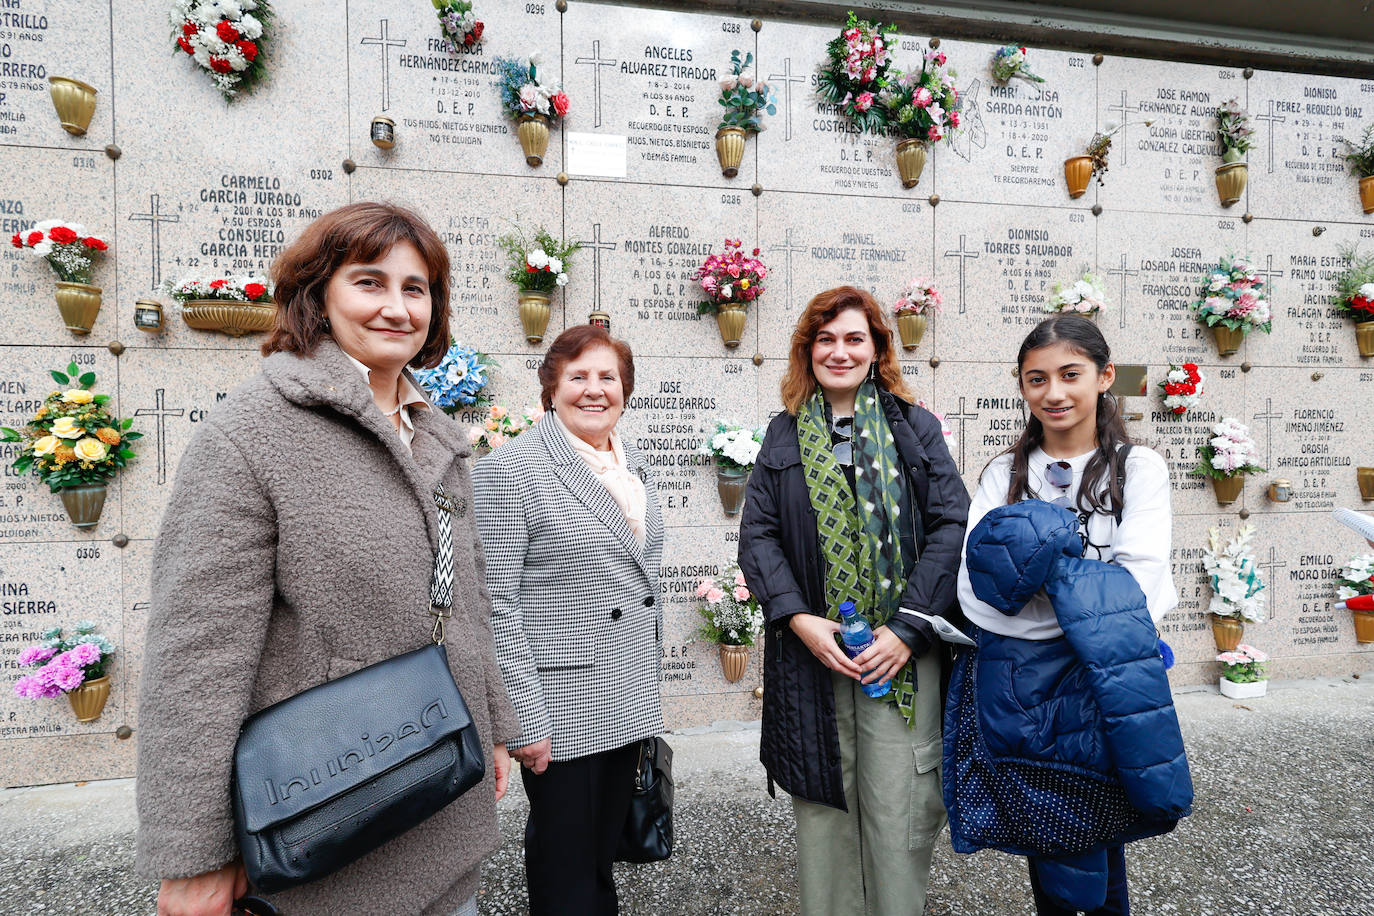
[343,352,429,454]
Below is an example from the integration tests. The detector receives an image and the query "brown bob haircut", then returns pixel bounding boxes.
[261,201,452,369]
[537,324,636,411]
[779,285,914,415]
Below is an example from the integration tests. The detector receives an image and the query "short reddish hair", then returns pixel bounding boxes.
[262,201,452,369]
[537,325,636,410]
[779,285,914,415]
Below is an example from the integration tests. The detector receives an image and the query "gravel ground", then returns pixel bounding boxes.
[1,676,1370,916]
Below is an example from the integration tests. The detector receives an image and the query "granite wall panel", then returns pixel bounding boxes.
[0,0,1370,786]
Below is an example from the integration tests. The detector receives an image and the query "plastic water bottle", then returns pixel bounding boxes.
[837,600,890,699]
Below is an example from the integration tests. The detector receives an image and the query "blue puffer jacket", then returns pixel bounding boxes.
[944,501,1192,909]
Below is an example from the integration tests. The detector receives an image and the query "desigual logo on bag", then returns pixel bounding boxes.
[261,698,449,805]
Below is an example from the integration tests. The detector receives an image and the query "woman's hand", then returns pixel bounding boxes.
[510,737,552,775]
[157,862,247,916]
[789,613,863,679]
[851,626,913,687]
[493,743,511,801]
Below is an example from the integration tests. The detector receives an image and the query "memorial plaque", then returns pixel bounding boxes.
[112,2,349,351]
[347,0,560,176]
[936,39,1098,209]
[1097,57,1245,213]
[1096,210,1249,366]
[564,180,755,357]
[932,201,1095,360]
[350,168,561,354]
[115,347,262,540]
[0,345,119,544]
[0,0,113,147]
[1141,371,1245,519]
[1244,219,1368,368]
[756,20,923,198]
[620,356,758,531]
[925,360,1027,493]
[0,145,114,346]
[562,4,753,186]
[1159,513,1216,663]
[1248,68,1374,224]
[756,190,931,358]
[1246,366,1363,514]
[657,523,759,707]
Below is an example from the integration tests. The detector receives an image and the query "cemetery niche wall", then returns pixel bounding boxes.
[1,0,1372,788]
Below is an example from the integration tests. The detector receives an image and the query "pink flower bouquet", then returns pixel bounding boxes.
[695,567,764,646]
[13,622,114,699]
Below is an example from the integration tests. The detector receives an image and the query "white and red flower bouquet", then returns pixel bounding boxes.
[1158,362,1204,417]
[11,221,108,284]
[171,0,272,99]
[693,239,768,315]
[164,274,273,305]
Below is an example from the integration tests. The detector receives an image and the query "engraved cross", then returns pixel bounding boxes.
[765,57,809,142]
[1106,254,1140,330]
[942,234,979,315]
[1254,100,1287,175]
[1107,91,1140,167]
[361,19,407,112]
[574,40,618,129]
[577,223,618,310]
[1252,397,1283,470]
[1257,547,1288,621]
[942,396,981,473]
[129,194,180,289]
[135,388,186,485]
[767,228,808,311]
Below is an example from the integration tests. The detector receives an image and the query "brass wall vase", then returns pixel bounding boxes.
[895,139,928,189]
[48,76,98,135]
[518,290,552,343]
[517,114,551,167]
[55,282,102,334]
[714,302,747,348]
[67,675,111,722]
[1215,162,1247,207]
[715,127,746,178]
[181,299,279,337]
[59,483,107,528]
[1063,156,1093,199]
[896,313,927,350]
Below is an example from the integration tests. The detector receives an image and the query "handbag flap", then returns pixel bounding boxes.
[233,644,472,834]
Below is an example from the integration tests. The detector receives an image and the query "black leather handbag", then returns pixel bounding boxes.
[230,485,486,893]
[614,736,674,863]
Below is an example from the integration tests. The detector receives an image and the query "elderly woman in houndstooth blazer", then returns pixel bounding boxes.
[472,324,664,916]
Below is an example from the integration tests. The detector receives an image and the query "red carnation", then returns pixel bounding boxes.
[463,32,474,46]
[182,21,199,37]
[551,91,570,118]
[244,283,267,300]
[209,279,229,290]
[48,226,78,245]
[1172,406,1187,414]
[26,230,43,246]
[177,36,195,54]
[83,237,108,251]
[471,21,484,42]
[10,232,21,248]
[209,56,233,73]
[237,40,258,62]
[216,20,241,43]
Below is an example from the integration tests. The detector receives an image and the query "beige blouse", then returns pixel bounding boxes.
[553,409,647,547]
[343,352,430,454]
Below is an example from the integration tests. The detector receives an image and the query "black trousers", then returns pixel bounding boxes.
[521,741,639,916]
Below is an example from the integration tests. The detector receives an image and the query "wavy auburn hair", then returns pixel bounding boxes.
[779,285,914,415]
[262,201,452,369]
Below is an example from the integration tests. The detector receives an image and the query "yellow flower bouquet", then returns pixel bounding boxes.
[2,364,140,519]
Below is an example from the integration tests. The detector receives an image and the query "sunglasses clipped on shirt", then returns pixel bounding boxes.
[1045,459,1074,509]
[832,416,854,467]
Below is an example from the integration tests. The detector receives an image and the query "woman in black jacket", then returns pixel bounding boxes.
[738,285,969,916]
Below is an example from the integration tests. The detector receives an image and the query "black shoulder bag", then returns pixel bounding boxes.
[230,484,486,893]
[614,735,674,863]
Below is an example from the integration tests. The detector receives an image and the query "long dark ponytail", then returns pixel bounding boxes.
[1001,315,1134,516]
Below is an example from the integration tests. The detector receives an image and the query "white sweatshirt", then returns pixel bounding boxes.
[957,445,1179,640]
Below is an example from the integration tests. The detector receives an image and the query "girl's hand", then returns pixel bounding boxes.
[789,613,863,679]
[851,626,912,686]
[493,744,511,801]
[157,862,247,916]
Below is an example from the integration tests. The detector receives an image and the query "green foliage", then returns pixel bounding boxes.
[1338,124,1374,178]
[717,50,776,132]
[1330,244,1374,321]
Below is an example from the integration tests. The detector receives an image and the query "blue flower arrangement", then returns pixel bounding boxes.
[414,341,495,414]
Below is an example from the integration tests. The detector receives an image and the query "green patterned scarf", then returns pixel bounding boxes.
[797,381,918,726]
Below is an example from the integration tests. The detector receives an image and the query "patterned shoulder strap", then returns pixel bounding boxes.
[429,484,456,644]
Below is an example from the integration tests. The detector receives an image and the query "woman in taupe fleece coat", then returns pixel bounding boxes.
[135,202,519,916]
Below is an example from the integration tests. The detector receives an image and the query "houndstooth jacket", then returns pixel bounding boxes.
[472,412,665,761]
